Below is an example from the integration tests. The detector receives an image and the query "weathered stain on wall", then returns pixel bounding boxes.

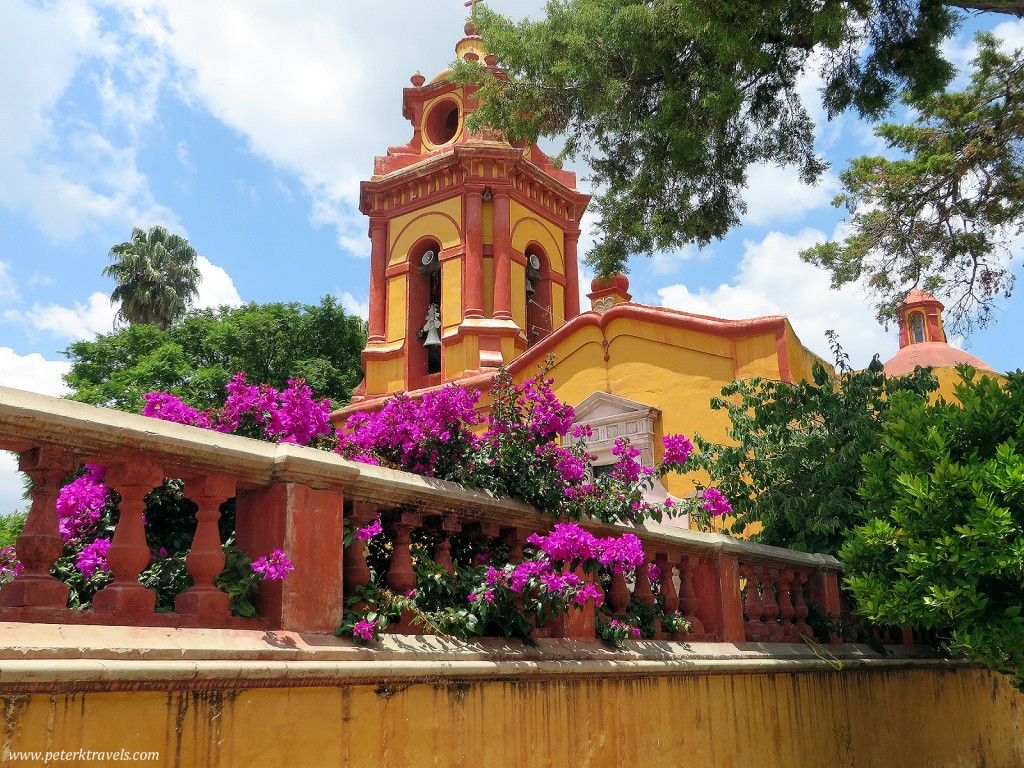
[2,667,1021,767]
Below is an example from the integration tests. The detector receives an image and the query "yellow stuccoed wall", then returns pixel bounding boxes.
[2,667,1021,767]
[511,315,819,500]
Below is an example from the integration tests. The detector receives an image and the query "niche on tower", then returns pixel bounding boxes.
[409,238,443,389]
[525,245,552,347]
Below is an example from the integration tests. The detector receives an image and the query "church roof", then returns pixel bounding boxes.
[883,342,994,376]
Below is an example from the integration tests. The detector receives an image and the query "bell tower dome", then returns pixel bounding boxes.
[351,21,591,403]
[883,290,995,376]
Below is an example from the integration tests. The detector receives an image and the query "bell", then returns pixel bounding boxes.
[525,278,535,297]
[423,326,441,347]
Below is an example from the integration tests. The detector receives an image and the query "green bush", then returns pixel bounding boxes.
[843,367,1024,688]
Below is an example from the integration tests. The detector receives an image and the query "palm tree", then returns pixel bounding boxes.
[104,226,202,330]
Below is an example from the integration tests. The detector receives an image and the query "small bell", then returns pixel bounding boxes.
[525,278,535,297]
[423,326,441,347]
[421,303,442,348]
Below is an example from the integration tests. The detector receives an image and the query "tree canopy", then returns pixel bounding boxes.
[63,297,367,412]
[693,337,938,554]
[801,33,1024,335]
[459,1,1021,276]
[843,368,1024,688]
[104,226,202,330]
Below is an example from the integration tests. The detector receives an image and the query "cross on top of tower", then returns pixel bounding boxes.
[464,0,482,21]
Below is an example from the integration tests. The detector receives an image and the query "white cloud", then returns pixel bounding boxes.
[0,347,71,397]
[337,291,369,322]
[657,228,897,367]
[6,291,117,341]
[27,273,55,289]
[0,452,29,516]
[943,19,1024,86]
[742,163,840,227]
[651,244,708,276]
[194,256,243,309]
[4,256,241,339]
[0,0,179,241]
[0,262,20,304]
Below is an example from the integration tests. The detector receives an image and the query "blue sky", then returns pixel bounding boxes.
[1,1,1022,513]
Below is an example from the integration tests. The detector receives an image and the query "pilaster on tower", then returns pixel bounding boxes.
[352,22,591,403]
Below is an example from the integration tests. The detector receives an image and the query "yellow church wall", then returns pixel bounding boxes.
[482,200,494,245]
[931,366,1004,402]
[442,260,462,331]
[388,197,463,267]
[552,283,565,330]
[510,202,565,274]
[511,263,527,329]
[483,258,494,318]
[733,334,784,380]
[445,338,472,380]
[366,356,407,396]
[386,275,407,343]
[2,666,1020,767]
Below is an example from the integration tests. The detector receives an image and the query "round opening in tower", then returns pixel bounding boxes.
[424,99,461,146]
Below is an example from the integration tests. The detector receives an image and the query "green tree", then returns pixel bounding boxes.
[842,368,1024,688]
[693,337,938,554]
[104,226,202,330]
[0,511,27,548]
[63,297,367,412]
[802,34,1024,335]
[458,1,1021,275]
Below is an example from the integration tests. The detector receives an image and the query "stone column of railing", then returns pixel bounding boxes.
[0,445,78,610]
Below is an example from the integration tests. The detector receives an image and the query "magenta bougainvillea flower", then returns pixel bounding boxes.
[700,487,733,517]
[661,434,695,466]
[250,549,296,581]
[75,538,111,578]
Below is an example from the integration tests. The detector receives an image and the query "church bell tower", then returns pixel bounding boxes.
[351,20,591,403]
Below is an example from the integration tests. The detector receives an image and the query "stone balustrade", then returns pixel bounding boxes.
[0,384,874,646]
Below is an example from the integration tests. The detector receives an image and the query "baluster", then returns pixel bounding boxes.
[677,554,705,639]
[385,510,422,594]
[608,569,630,616]
[762,567,782,642]
[634,559,656,606]
[655,553,678,616]
[433,514,460,574]
[0,446,77,608]
[742,563,764,642]
[463,521,499,551]
[793,571,812,639]
[385,510,422,632]
[633,557,657,637]
[502,526,530,565]
[655,553,681,638]
[343,501,376,599]
[92,461,164,615]
[175,474,235,617]
[777,569,797,642]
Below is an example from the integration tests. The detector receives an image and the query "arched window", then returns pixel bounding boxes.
[525,247,552,347]
[910,312,926,344]
[408,239,443,387]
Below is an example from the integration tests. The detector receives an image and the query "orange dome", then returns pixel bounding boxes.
[883,342,994,376]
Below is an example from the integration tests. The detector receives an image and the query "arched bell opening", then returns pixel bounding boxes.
[525,245,552,347]
[408,238,443,389]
